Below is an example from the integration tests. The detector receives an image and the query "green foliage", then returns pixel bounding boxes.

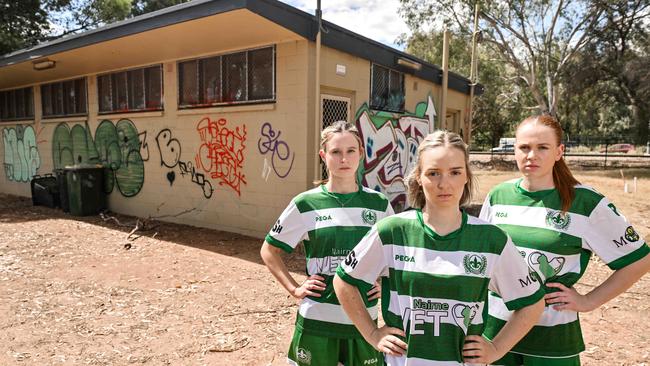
[131,0,190,16]
[0,0,49,56]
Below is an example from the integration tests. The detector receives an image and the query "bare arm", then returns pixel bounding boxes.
[333,275,407,356]
[260,241,325,299]
[546,253,650,312]
[463,298,544,364]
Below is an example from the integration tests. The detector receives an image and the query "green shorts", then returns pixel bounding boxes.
[492,352,580,366]
[287,327,382,366]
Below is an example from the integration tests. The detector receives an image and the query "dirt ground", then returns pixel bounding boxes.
[1,167,649,365]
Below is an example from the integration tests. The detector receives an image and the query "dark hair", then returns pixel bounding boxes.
[406,130,476,209]
[517,114,580,212]
[313,121,363,185]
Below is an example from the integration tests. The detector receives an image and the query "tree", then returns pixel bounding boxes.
[400,30,526,148]
[399,0,605,117]
[561,0,650,143]
[0,0,50,55]
[131,0,191,16]
[47,0,132,39]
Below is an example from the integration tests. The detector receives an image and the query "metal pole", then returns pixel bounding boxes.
[440,27,450,130]
[314,0,322,183]
[467,3,479,143]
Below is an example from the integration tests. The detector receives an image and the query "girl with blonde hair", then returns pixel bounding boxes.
[335,130,544,365]
[261,121,394,366]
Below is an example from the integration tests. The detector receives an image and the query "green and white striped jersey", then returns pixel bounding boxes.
[337,209,543,366]
[266,185,393,338]
[480,179,650,357]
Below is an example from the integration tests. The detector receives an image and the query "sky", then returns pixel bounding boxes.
[279,0,410,50]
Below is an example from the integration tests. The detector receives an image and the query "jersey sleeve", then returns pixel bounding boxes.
[479,193,492,222]
[584,197,649,270]
[264,199,308,253]
[489,235,545,311]
[336,225,387,293]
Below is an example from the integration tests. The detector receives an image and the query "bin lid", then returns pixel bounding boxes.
[64,163,104,170]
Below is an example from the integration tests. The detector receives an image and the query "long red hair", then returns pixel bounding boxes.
[517,115,580,212]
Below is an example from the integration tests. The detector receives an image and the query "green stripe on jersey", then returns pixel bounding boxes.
[295,313,365,339]
[294,185,390,212]
[377,211,508,255]
[387,268,490,302]
[265,234,293,253]
[484,316,584,357]
[496,224,583,255]
[304,226,368,259]
[302,273,378,307]
[488,179,603,216]
[609,244,650,270]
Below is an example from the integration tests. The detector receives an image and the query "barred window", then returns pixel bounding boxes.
[41,78,87,118]
[97,65,163,114]
[178,45,275,108]
[0,87,34,121]
[370,64,405,112]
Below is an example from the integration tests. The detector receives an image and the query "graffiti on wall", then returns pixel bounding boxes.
[195,117,247,196]
[2,125,41,182]
[355,96,436,212]
[258,122,295,180]
[52,119,147,197]
[155,128,214,199]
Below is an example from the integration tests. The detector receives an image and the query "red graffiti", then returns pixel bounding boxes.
[195,117,247,196]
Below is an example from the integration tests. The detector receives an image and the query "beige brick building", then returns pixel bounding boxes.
[0,0,481,238]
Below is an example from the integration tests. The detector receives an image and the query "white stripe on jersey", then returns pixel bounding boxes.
[306,255,348,276]
[302,206,385,230]
[487,204,589,236]
[385,354,470,366]
[383,244,501,279]
[386,291,485,333]
[488,292,577,326]
[298,297,378,325]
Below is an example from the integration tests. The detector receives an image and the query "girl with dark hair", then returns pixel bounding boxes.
[480,114,650,365]
[334,130,545,365]
[261,121,394,366]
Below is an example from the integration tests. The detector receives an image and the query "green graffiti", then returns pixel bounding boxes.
[51,119,146,197]
[354,96,436,212]
[3,125,41,182]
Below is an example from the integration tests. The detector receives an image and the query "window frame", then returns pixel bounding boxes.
[97,64,163,115]
[0,87,34,122]
[369,63,405,113]
[177,45,276,109]
[41,77,88,119]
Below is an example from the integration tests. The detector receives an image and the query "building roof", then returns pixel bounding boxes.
[0,0,482,95]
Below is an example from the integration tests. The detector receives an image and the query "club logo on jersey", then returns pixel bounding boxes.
[361,209,377,225]
[452,303,479,334]
[625,226,640,242]
[528,252,565,280]
[295,347,311,364]
[545,210,571,230]
[608,203,620,216]
[463,254,487,275]
[271,220,283,234]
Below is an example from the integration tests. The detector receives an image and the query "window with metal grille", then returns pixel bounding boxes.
[320,96,351,179]
[370,64,405,112]
[41,78,87,118]
[0,87,34,121]
[97,64,163,114]
[178,45,275,108]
